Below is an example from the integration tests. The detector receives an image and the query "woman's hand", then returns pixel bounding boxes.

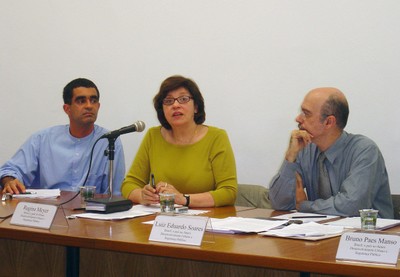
[140,184,159,205]
[155,182,186,205]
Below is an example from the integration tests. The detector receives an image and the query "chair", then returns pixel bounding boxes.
[235,184,271,209]
[392,194,400,219]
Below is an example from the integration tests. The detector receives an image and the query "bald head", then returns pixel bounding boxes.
[306,87,349,129]
[307,87,346,101]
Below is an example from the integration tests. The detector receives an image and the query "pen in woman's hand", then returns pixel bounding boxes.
[151,173,156,189]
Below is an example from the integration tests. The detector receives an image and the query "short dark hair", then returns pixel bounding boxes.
[320,94,349,129]
[63,78,100,104]
[153,75,206,130]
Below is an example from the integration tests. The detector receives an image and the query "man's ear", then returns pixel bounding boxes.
[63,104,70,115]
[325,115,336,128]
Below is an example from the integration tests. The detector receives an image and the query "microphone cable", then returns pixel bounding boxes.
[58,136,103,207]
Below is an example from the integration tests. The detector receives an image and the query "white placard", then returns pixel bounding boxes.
[10,202,58,229]
[149,215,208,246]
[336,232,400,265]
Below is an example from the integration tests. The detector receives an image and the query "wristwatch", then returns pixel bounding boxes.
[183,194,190,207]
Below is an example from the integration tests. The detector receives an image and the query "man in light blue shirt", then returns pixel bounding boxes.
[0,78,125,195]
[269,87,393,218]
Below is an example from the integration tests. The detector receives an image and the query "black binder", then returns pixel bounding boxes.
[85,198,133,214]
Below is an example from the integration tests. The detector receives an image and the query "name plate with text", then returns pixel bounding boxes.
[149,215,208,246]
[10,202,58,229]
[336,232,400,265]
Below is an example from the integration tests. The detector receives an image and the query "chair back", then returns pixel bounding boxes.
[392,195,400,219]
[235,184,271,209]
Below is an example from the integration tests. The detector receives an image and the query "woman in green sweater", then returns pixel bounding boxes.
[121,75,237,207]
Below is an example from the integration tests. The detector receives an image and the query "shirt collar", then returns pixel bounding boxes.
[66,124,98,142]
[323,131,348,163]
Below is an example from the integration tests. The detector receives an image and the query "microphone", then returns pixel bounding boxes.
[100,121,146,139]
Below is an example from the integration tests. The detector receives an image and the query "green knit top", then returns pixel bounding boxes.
[121,125,237,206]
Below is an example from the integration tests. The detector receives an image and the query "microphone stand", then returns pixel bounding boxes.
[87,135,132,214]
[104,137,116,198]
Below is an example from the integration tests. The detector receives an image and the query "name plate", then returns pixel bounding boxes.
[149,215,208,246]
[10,202,58,229]
[336,232,400,265]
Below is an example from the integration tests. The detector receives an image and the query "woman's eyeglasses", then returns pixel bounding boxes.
[162,95,193,106]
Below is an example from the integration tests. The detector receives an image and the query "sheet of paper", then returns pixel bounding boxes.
[272,212,339,222]
[11,189,61,199]
[207,217,288,233]
[325,217,400,230]
[259,221,344,240]
[71,204,210,221]
[69,207,154,220]
[143,217,287,234]
[133,204,209,215]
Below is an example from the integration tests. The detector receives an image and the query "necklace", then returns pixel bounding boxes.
[172,125,199,145]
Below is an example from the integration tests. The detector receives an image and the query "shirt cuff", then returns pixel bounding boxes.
[299,200,312,212]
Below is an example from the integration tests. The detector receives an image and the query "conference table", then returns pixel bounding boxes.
[0,191,399,277]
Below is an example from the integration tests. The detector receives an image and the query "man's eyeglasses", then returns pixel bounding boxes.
[162,95,193,106]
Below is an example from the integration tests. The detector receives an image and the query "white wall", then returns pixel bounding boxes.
[1,1,399,193]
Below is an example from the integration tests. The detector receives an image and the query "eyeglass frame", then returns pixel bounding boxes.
[162,95,193,106]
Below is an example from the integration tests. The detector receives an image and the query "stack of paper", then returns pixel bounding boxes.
[11,189,61,199]
[70,204,209,221]
[69,206,154,220]
[325,217,400,230]
[207,217,288,234]
[134,204,209,215]
[272,212,339,222]
[259,221,344,241]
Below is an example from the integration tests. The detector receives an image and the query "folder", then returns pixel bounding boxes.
[85,198,133,214]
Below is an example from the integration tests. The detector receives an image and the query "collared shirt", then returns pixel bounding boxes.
[0,125,125,195]
[269,131,393,218]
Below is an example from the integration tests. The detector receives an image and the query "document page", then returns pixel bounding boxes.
[11,189,61,199]
[134,204,209,215]
[207,217,288,233]
[272,212,339,222]
[69,207,155,220]
[259,222,344,240]
[325,217,400,230]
